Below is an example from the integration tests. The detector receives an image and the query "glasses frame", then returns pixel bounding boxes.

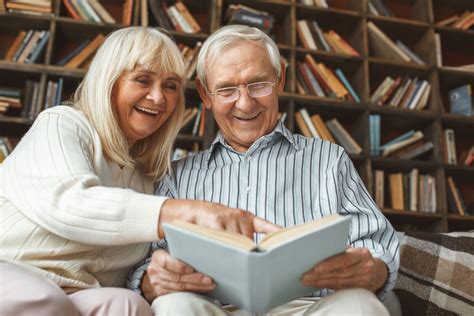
[208,80,277,103]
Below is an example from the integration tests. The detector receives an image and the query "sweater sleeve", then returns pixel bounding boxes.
[336,151,400,300]
[0,107,166,245]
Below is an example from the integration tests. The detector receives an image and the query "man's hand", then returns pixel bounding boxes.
[301,247,388,293]
[158,199,281,239]
[141,249,215,302]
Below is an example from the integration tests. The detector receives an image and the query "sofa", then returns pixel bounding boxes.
[385,231,473,315]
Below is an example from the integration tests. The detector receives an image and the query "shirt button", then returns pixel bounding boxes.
[246,186,251,192]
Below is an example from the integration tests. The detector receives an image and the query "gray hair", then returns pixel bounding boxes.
[73,27,186,181]
[196,25,281,87]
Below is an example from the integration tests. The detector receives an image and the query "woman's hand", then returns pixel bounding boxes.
[157,199,280,239]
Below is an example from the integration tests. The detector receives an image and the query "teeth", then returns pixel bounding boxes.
[237,114,259,120]
[135,105,160,115]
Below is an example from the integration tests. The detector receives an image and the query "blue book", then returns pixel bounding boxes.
[26,31,50,64]
[57,39,91,66]
[449,84,472,116]
[380,130,415,150]
[369,114,381,156]
[54,78,64,106]
[335,68,360,103]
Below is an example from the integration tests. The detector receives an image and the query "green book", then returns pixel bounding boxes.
[163,214,350,313]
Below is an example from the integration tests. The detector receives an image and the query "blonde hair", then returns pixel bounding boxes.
[73,27,185,181]
[196,25,281,87]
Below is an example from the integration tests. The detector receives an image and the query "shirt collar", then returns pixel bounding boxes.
[205,120,298,164]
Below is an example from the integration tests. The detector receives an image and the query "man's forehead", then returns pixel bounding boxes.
[205,42,274,87]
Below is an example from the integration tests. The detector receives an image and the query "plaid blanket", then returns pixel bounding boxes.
[394,231,474,315]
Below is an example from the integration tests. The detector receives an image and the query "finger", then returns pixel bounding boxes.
[312,249,364,274]
[159,269,214,286]
[156,251,194,274]
[253,216,281,234]
[159,275,216,293]
[302,264,358,284]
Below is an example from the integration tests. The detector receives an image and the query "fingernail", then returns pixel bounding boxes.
[203,277,212,285]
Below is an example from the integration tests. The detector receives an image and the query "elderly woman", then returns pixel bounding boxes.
[0,27,277,316]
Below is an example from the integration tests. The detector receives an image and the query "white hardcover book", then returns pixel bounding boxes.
[164,214,351,314]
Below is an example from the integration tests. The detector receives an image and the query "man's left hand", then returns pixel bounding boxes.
[301,247,388,293]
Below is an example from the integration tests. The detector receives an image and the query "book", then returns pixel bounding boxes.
[335,68,360,103]
[311,114,335,143]
[294,111,311,137]
[389,173,404,210]
[325,119,362,155]
[449,84,473,116]
[163,214,351,313]
[57,39,91,66]
[374,169,384,208]
[296,20,317,50]
[446,177,466,216]
[175,2,201,33]
[4,30,27,61]
[89,0,116,24]
[299,108,319,138]
[367,22,410,63]
[64,33,105,69]
[381,131,423,156]
[395,40,425,65]
[225,5,275,33]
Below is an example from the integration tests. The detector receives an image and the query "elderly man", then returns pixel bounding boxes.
[128,25,399,315]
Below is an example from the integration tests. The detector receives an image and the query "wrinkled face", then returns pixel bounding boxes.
[197,42,285,153]
[112,66,181,147]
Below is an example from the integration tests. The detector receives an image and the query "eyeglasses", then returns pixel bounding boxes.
[209,80,277,103]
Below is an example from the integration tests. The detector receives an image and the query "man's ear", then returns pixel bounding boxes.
[195,78,212,110]
[277,60,286,94]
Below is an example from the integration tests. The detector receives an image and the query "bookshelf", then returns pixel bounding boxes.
[1,0,473,233]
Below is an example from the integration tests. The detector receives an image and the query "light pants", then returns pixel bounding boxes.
[151,288,390,316]
[0,263,152,316]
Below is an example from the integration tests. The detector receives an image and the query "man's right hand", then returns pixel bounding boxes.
[141,249,215,302]
[157,199,280,239]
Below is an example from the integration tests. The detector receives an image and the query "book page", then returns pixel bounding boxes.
[258,214,343,251]
[170,220,257,251]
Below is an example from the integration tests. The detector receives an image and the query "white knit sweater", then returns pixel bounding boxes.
[0,106,167,292]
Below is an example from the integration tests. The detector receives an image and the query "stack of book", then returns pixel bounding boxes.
[224,4,275,34]
[367,0,394,17]
[370,76,431,110]
[374,169,437,213]
[4,0,52,15]
[0,137,18,163]
[446,177,468,216]
[148,0,201,33]
[180,103,206,137]
[296,54,360,103]
[298,0,328,8]
[448,84,472,117]
[294,108,362,155]
[296,20,360,57]
[56,34,105,69]
[0,87,21,114]
[372,127,433,160]
[436,11,474,30]
[367,22,425,65]
[43,78,64,110]
[179,42,202,80]
[62,0,115,23]
[3,30,50,64]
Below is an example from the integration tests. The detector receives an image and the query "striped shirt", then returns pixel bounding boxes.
[127,120,400,300]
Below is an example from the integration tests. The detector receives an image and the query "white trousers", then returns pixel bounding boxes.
[151,288,389,316]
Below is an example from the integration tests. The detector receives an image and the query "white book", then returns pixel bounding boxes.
[414,83,431,110]
[408,80,429,110]
[164,214,351,314]
[409,168,419,211]
[299,108,320,138]
[382,131,423,156]
[297,20,318,50]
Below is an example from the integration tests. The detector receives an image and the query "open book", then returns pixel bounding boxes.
[163,213,351,313]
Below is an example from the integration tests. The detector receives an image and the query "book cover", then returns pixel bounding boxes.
[389,173,404,211]
[449,84,473,116]
[163,214,351,313]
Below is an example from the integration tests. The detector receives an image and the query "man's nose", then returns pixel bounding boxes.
[234,86,255,110]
